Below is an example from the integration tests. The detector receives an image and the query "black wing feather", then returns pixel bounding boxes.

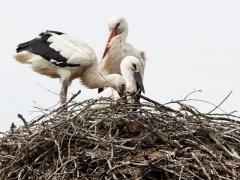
[98,88,104,93]
[16,31,80,67]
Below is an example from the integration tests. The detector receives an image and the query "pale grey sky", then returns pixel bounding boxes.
[1,0,240,131]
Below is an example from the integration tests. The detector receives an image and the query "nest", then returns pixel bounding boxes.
[1,91,240,179]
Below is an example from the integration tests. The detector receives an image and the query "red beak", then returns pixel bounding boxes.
[102,29,118,59]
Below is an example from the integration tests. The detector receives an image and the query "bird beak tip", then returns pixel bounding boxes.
[134,72,145,94]
[118,91,125,97]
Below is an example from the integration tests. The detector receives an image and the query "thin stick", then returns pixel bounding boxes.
[192,152,211,180]
[207,90,233,114]
[17,114,32,135]
[30,90,81,125]
[139,94,178,113]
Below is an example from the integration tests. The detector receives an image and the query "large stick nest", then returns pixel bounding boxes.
[1,91,240,179]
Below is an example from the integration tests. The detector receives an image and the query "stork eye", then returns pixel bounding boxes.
[116,22,120,28]
[120,84,125,91]
[132,63,137,70]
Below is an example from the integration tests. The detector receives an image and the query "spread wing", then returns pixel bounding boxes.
[16,30,96,67]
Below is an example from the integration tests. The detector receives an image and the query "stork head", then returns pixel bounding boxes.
[120,56,145,94]
[102,16,128,59]
[105,74,126,96]
[108,16,128,35]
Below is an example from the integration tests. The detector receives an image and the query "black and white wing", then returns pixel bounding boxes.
[16,30,96,67]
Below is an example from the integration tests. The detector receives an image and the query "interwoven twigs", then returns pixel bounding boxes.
[0,93,240,179]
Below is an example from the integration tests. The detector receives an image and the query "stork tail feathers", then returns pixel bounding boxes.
[13,52,32,64]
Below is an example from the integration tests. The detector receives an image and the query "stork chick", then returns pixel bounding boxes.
[14,30,125,104]
[97,56,145,103]
[120,56,145,102]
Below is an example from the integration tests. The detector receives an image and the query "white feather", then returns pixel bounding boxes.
[57,68,71,83]
[14,31,128,105]
[96,87,120,99]
[120,56,145,93]
[97,56,145,105]
[99,17,145,76]
[48,34,96,66]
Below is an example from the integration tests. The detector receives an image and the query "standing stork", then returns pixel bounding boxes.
[14,30,126,104]
[97,56,145,103]
[98,16,146,94]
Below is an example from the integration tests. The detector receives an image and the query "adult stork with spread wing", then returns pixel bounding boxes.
[14,30,126,104]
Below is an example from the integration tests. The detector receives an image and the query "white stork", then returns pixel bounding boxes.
[97,56,145,103]
[98,16,146,93]
[14,30,126,104]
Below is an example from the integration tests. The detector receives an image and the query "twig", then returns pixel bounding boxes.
[184,89,202,100]
[191,152,211,180]
[139,94,179,113]
[107,160,118,180]
[51,131,63,166]
[47,159,74,180]
[209,133,240,160]
[207,90,233,114]
[17,114,32,135]
[30,90,81,125]
[178,166,184,180]
[186,139,233,175]
[222,127,240,135]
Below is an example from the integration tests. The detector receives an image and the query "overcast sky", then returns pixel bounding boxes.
[1,0,240,131]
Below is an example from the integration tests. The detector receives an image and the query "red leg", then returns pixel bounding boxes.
[59,79,69,104]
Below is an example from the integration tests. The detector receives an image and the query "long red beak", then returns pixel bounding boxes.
[102,29,118,59]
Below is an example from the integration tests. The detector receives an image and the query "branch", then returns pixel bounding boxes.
[17,114,32,135]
